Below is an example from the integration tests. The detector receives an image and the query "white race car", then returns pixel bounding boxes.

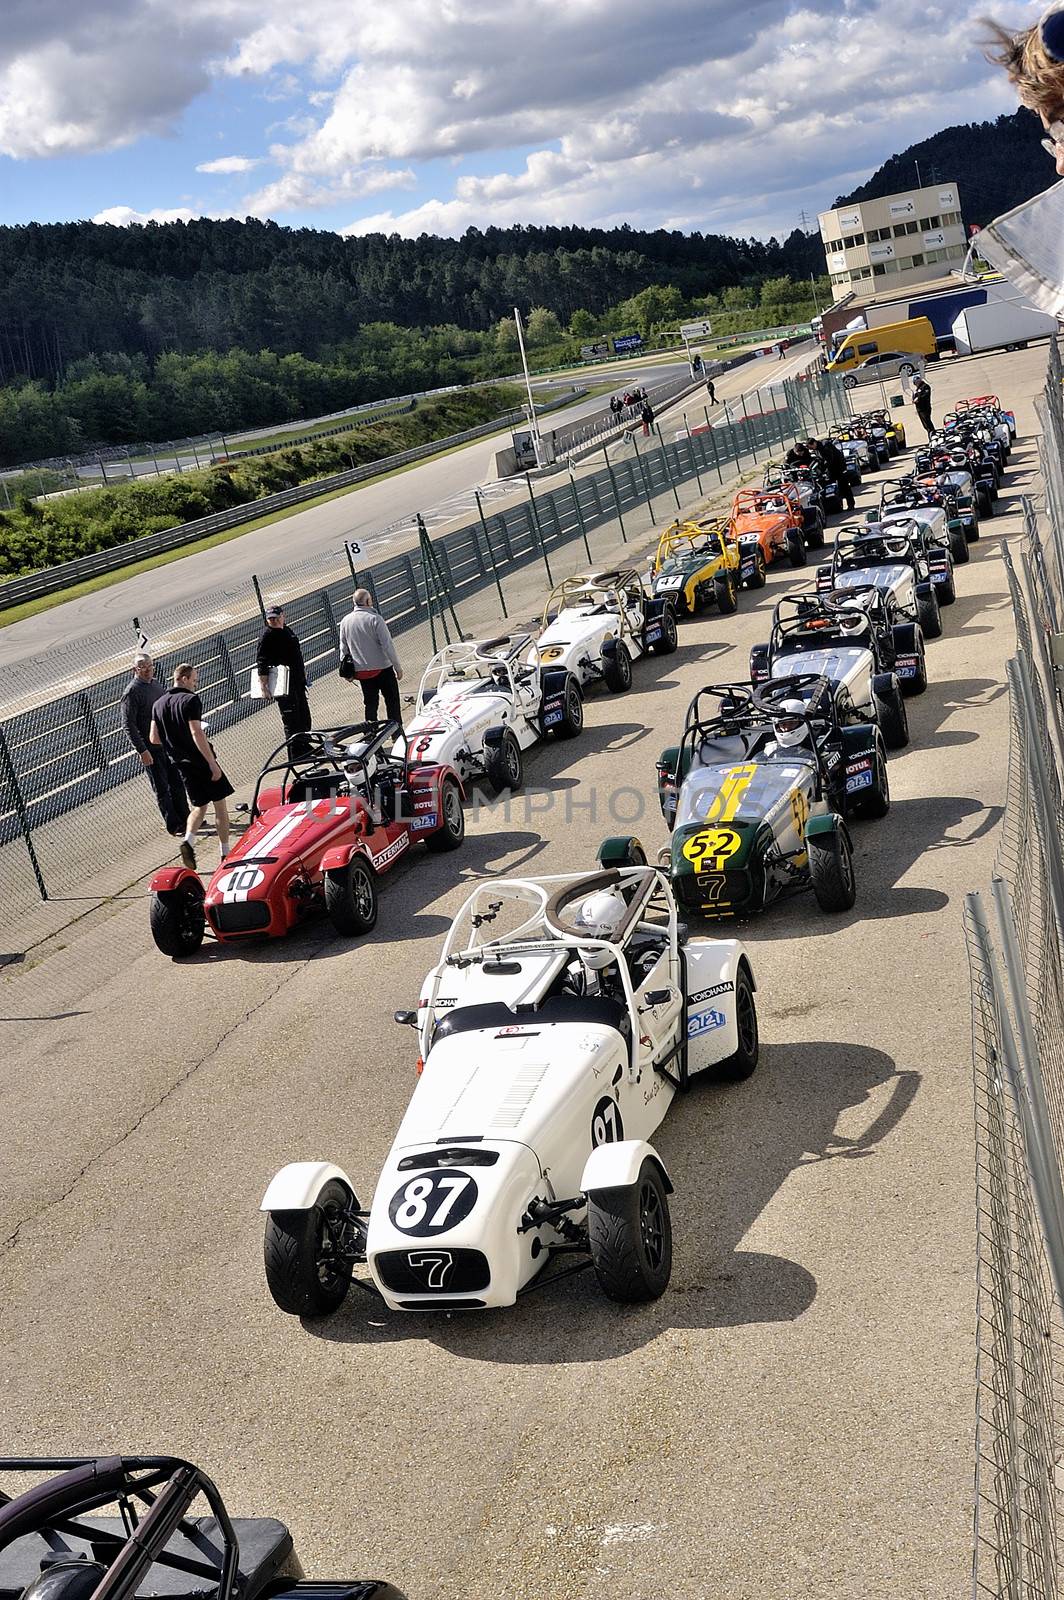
[531,567,678,694]
[261,866,758,1313]
[402,633,583,793]
[816,524,944,644]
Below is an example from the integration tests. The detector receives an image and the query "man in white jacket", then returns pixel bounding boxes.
[339,589,405,728]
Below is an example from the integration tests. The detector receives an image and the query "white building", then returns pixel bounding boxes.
[818,183,968,295]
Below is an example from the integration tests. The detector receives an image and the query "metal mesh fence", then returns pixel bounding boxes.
[0,365,850,925]
[970,337,1064,1596]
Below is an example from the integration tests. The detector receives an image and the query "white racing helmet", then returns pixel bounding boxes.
[772,698,809,749]
[572,887,627,969]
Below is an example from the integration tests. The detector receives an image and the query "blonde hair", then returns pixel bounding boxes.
[983,15,1064,119]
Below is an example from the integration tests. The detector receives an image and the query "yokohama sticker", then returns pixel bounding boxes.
[690,980,735,1003]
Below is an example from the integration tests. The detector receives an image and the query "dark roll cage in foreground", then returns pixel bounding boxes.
[0,1458,405,1600]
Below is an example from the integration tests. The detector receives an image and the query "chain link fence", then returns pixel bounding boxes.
[968,338,1064,1597]
[0,364,848,926]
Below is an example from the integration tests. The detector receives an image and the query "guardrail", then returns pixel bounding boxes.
[0,399,582,611]
[0,365,850,913]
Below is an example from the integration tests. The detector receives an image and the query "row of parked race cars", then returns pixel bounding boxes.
[2,397,1015,1600]
[140,392,1017,1329]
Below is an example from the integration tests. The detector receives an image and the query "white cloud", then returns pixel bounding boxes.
[2,0,1030,239]
[91,205,201,225]
[196,154,261,175]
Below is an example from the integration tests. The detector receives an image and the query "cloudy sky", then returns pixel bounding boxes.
[0,0,1032,240]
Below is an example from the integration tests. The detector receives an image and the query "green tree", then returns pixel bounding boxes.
[525,306,562,345]
[494,316,519,352]
[567,308,596,337]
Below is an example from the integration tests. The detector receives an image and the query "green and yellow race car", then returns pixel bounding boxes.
[650,516,742,618]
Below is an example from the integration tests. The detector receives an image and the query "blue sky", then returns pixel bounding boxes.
[0,0,1026,241]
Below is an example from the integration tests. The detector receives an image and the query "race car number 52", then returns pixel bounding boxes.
[682,826,742,873]
[388,1171,479,1236]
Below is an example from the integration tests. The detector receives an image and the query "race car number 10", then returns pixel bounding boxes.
[388,1171,479,1236]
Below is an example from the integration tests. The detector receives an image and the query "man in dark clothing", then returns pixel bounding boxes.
[785,441,812,469]
[912,377,934,439]
[121,652,188,836]
[817,437,856,512]
[256,604,311,756]
[151,663,233,871]
[706,378,717,404]
[640,400,655,437]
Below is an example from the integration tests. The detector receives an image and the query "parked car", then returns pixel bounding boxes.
[650,517,743,616]
[532,567,677,693]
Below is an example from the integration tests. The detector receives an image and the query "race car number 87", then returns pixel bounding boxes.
[388,1171,479,1236]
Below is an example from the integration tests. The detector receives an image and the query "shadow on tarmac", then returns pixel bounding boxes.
[308,1040,915,1360]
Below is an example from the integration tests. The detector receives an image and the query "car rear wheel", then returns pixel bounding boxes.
[786,530,807,568]
[917,587,942,640]
[424,775,465,853]
[587,1160,672,1303]
[936,568,957,606]
[808,825,857,913]
[325,856,378,936]
[485,729,523,795]
[977,486,994,518]
[714,572,738,614]
[705,966,759,1083]
[552,675,584,739]
[264,1178,355,1317]
[873,679,909,750]
[150,882,206,957]
[851,743,890,821]
[602,641,633,693]
[949,525,970,563]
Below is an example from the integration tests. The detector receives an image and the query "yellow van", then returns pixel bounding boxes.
[826,316,937,381]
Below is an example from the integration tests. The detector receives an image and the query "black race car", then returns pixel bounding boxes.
[0,1456,405,1600]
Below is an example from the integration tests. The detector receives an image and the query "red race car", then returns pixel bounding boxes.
[148,722,465,957]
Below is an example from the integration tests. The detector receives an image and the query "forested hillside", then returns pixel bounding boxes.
[835,109,1049,224]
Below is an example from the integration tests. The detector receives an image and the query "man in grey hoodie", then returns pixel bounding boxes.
[338,589,405,727]
[120,652,189,836]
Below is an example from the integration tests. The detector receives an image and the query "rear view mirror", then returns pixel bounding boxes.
[643,989,672,1007]
[394,1010,418,1027]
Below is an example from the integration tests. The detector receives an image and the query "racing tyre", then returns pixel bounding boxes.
[485,729,523,795]
[917,587,942,640]
[587,1159,672,1303]
[554,674,584,739]
[649,605,679,653]
[905,643,928,697]
[967,516,981,543]
[707,965,759,1082]
[786,530,807,568]
[949,525,970,563]
[808,825,857,913]
[937,568,957,606]
[602,641,633,694]
[325,856,378,936]
[264,1178,355,1317]
[806,515,826,549]
[746,550,767,589]
[150,882,206,957]
[873,678,909,750]
[713,572,738,615]
[977,486,994,519]
[424,776,465,853]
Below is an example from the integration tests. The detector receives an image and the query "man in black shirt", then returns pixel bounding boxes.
[816,437,856,512]
[256,604,311,756]
[150,663,233,871]
[120,652,188,836]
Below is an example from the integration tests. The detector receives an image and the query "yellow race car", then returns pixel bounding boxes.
[650,516,742,617]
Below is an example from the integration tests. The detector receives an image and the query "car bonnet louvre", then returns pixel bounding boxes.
[441,1060,551,1133]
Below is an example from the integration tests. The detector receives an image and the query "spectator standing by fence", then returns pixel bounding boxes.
[256,604,311,756]
[150,663,233,871]
[121,652,188,838]
[640,399,655,438]
[912,376,935,439]
[339,589,404,728]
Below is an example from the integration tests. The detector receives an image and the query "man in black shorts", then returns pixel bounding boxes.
[150,662,234,871]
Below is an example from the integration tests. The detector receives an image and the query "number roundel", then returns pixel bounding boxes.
[388,1170,478,1237]
[591,1095,624,1148]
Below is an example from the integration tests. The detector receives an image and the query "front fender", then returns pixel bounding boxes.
[261,1160,356,1212]
[581,1139,673,1196]
[150,865,201,894]
[319,842,363,875]
[805,812,852,849]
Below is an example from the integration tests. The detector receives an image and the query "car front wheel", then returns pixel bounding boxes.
[264,1178,355,1317]
[602,641,633,693]
[587,1160,672,1303]
[808,825,857,913]
[325,856,378,936]
[485,729,523,795]
[150,882,206,957]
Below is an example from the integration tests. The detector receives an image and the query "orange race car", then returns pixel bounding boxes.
[728,485,807,588]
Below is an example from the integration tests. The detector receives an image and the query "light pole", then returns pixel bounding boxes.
[514,306,544,468]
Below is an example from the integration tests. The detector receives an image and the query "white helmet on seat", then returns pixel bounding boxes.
[772,698,809,749]
[572,888,627,969]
